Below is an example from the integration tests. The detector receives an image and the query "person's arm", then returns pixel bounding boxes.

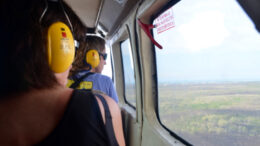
[95,94,125,146]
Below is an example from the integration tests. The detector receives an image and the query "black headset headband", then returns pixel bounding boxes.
[39,0,73,33]
[39,0,80,48]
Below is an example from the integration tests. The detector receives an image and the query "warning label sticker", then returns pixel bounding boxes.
[154,7,175,34]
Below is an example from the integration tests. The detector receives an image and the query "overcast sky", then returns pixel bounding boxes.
[153,0,260,83]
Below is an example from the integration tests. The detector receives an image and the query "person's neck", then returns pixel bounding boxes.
[90,68,96,73]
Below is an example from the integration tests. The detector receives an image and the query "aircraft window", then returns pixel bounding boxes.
[102,44,113,79]
[121,39,136,107]
[153,0,260,146]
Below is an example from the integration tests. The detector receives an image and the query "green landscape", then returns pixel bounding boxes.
[159,81,260,146]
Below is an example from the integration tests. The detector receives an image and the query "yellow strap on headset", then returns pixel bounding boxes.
[66,79,93,89]
[67,79,75,87]
[78,81,93,90]
[47,22,75,73]
[86,49,100,68]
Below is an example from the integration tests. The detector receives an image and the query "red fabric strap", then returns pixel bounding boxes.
[138,19,163,49]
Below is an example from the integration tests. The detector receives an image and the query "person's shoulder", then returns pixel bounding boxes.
[94,93,120,122]
[100,94,120,114]
[96,74,112,82]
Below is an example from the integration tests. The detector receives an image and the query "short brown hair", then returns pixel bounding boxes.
[70,36,105,76]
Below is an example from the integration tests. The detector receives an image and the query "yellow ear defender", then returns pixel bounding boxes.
[85,49,100,68]
[47,22,75,73]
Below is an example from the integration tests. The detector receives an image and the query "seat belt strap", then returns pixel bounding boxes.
[69,72,94,89]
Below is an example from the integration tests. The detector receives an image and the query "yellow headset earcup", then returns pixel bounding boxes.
[47,22,75,73]
[86,49,100,68]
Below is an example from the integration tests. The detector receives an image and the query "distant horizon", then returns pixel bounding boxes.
[158,79,260,84]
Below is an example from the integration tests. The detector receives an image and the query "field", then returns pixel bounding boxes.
[158,81,260,146]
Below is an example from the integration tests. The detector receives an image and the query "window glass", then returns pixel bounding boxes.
[153,0,260,146]
[121,39,136,107]
[102,44,112,78]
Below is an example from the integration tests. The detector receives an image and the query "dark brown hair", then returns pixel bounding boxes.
[70,36,106,76]
[0,0,86,97]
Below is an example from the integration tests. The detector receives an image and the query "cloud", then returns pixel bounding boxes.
[178,11,229,52]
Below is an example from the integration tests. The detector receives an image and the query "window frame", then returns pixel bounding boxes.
[120,37,137,109]
[151,0,193,145]
[152,0,260,145]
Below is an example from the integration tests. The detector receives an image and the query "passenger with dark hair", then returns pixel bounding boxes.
[0,0,125,145]
[69,35,119,103]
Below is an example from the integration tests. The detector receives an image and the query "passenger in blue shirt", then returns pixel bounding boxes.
[68,35,119,103]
